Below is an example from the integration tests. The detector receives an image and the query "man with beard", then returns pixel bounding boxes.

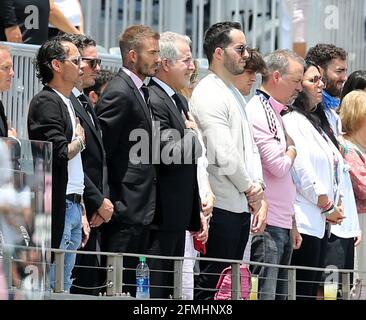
[95,25,161,296]
[246,49,304,300]
[306,44,360,300]
[190,22,266,300]
[306,44,347,134]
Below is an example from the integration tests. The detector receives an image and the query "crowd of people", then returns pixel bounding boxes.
[1,18,366,300]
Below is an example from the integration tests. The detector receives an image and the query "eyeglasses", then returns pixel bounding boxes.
[307,75,327,86]
[82,57,102,69]
[64,56,82,66]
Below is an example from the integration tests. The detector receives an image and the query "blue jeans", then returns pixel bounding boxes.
[250,225,293,300]
[50,199,82,292]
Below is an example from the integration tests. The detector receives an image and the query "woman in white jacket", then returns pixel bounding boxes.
[283,60,344,299]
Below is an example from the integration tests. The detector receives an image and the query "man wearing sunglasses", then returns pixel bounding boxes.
[28,36,88,292]
[190,21,266,300]
[57,33,113,296]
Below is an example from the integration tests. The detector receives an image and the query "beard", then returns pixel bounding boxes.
[324,78,343,97]
[223,56,245,76]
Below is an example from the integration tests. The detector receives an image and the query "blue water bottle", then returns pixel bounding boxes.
[136,256,150,299]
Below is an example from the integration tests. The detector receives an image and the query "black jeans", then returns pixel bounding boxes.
[194,207,251,300]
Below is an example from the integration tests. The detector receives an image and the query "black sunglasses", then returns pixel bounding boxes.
[82,57,102,69]
[233,44,250,56]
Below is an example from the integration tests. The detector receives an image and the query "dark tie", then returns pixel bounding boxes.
[78,94,97,127]
[172,93,188,118]
[78,94,109,196]
[140,85,155,121]
[140,85,150,105]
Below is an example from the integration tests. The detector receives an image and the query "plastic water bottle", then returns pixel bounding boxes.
[136,256,150,299]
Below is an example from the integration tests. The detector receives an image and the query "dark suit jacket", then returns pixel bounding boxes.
[148,79,201,232]
[70,93,105,217]
[27,86,73,249]
[95,68,156,226]
[0,100,8,137]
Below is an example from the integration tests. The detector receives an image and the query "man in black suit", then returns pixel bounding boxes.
[95,25,161,296]
[28,36,89,292]
[0,45,15,138]
[58,33,114,295]
[147,31,203,298]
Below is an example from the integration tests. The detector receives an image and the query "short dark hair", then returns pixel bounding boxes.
[35,36,70,85]
[341,70,366,101]
[203,21,242,64]
[119,25,159,62]
[84,69,115,96]
[306,43,347,70]
[57,33,96,53]
[245,48,266,75]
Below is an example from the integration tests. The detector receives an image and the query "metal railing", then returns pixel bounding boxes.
[1,244,364,300]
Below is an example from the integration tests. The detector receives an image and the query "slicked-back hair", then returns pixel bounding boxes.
[341,70,366,102]
[262,49,304,83]
[203,21,242,64]
[159,31,191,63]
[35,37,70,85]
[58,33,96,53]
[245,48,266,75]
[306,43,347,70]
[119,25,159,62]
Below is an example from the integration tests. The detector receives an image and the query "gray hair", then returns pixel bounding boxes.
[262,49,304,82]
[159,31,192,63]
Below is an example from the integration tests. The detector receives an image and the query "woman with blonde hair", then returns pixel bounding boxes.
[339,90,366,281]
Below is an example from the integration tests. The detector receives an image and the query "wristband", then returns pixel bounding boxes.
[322,205,336,217]
[320,199,333,212]
[287,145,296,153]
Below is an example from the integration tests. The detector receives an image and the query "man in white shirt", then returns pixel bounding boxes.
[28,36,89,292]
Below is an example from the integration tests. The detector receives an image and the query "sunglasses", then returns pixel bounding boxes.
[233,44,250,56]
[63,56,82,66]
[82,57,102,69]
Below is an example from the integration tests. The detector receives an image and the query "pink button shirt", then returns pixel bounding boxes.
[247,93,296,229]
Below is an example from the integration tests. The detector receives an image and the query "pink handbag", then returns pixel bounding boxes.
[214,264,251,300]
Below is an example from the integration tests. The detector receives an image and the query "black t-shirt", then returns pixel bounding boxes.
[0,0,50,45]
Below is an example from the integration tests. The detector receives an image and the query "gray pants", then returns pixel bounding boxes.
[250,225,293,300]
